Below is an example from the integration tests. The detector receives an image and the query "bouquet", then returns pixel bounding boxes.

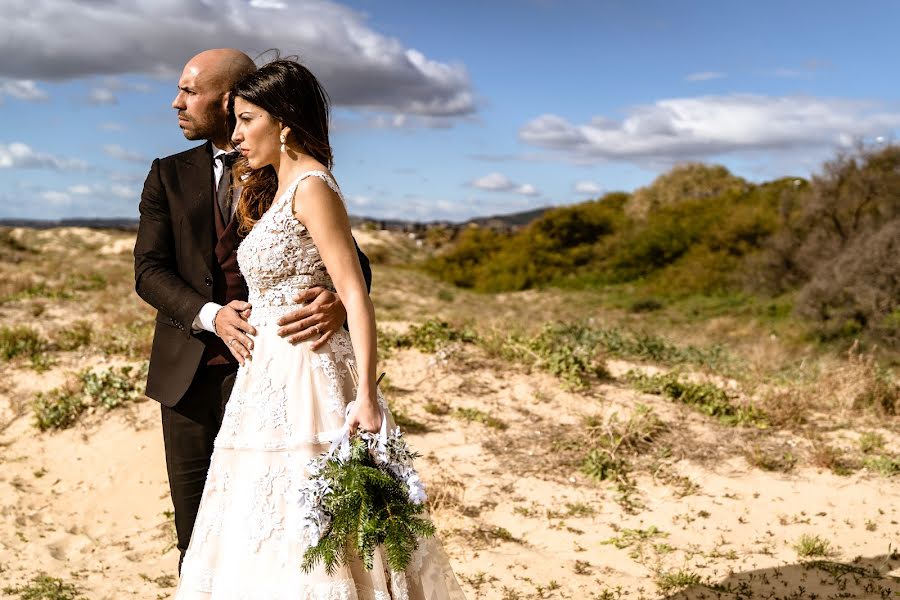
[298,413,435,574]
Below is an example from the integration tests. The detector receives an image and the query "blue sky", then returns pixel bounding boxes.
[2,0,900,221]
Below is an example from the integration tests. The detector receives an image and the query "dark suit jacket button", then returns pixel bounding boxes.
[204,276,212,286]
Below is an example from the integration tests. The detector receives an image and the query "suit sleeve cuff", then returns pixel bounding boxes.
[194,302,223,334]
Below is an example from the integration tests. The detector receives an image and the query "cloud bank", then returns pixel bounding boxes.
[519,94,900,164]
[0,0,475,120]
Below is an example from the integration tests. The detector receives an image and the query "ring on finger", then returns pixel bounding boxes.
[229,339,237,347]
[314,324,320,335]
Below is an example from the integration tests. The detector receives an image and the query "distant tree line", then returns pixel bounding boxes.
[424,145,900,346]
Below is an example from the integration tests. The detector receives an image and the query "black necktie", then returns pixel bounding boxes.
[216,151,239,223]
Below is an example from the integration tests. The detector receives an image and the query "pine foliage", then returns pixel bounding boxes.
[301,435,435,574]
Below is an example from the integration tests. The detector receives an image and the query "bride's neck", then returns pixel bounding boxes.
[275,150,318,188]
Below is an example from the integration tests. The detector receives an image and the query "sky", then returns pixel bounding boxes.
[3,0,900,222]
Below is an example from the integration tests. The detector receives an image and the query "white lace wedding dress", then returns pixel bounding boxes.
[174,172,466,600]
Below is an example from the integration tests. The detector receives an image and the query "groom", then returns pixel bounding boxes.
[133,48,371,571]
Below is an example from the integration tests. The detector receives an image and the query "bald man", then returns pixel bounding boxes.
[133,49,371,571]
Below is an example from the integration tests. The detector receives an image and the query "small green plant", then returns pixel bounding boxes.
[423,401,450,415]
[809,441,856,476]
[858,431,886,454]
[32,364,147,430]
[655,569,702,594]
[2,573,86,600]
[524,323,611,389]
[793,533,833,558]
[453,407,508,430]
[55,320,93,351]
[627,370,766,427]
[32,383,87,431]
[82,364,145,410]
[744,444,797,472]
[573,559,592,575]
[387,319,477,353]
[602,526,667,551]
[0,325,51,370]
[863,455,900,476]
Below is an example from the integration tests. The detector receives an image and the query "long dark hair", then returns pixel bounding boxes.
[229,59,333,234]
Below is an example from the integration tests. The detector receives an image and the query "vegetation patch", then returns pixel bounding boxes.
[655,569,703,594]
[2,573,86,600]
[627,371,766,427]
[381,319,476,354]
[453,407,507,430]
[793,533,834,558]
[0,326,51,371]
[32,364,147,430]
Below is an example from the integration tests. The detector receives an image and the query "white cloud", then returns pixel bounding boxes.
[685,71,725,82]
[100,122,126,132]
[110,184,136,199]
[470,172,539,196]
[41,190,72,205]
[103,144,147,163]
[89,88,117,105]
[519,94,900,164]
[471,172,515,191]
[68,185,92,195]
[250,0,288,7]
[0,0,475,120]
[0,78,48,101]
[574,180,602,194]
[0,142,88,170]
[88,78,154,105]
[347,194,372,206]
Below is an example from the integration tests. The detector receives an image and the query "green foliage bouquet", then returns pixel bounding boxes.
[299,414,435,574]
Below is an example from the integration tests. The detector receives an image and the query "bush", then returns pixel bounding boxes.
[0,325,47,361]
[627,163,747,219]
[796,219,899,345]
[2,573,86,600]
[627,371,766,427]
[55,320,93,351]
[32,364,147,430]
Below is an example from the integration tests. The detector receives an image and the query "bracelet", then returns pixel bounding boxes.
[212,306,226,337]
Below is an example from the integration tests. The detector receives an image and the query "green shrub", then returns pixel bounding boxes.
[2,573,86,600]
[82,364,146,410]
[383,319,477,354]
[0,325,48,361]
[793,533,833,558]
[55,320,93,351]
[32,383,87,431]
[627,371,766,427]
[32,364,147,430]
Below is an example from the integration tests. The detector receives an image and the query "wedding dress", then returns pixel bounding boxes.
[174,171,466,600]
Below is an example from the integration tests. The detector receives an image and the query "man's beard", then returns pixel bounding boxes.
[179,114,214,141]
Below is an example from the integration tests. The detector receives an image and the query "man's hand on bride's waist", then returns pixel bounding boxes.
[275,286,347,350]
[214,300,256,366]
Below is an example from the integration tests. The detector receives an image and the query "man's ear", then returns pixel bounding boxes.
[221,91,231,113]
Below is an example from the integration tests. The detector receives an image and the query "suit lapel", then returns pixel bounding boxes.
[177,142,215,270]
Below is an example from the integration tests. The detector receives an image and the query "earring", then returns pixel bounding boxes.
[279,133,286,154]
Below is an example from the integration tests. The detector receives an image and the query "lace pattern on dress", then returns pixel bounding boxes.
[237,170,344,313]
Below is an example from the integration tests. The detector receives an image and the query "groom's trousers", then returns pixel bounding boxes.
[160,362,238,573]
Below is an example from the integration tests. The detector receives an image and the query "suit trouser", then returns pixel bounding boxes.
[160,362,238,573]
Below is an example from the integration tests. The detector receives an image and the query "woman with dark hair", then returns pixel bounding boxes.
[173,59,465,599]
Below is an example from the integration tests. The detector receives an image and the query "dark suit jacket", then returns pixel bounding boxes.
[134,142,371,407]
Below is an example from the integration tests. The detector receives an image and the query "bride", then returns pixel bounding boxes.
[173,59,465,599]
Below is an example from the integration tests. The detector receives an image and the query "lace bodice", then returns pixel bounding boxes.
[237,171,342,323]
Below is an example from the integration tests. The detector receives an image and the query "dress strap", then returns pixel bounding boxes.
[277,170,344,214]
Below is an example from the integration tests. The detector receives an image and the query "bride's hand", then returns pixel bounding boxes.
[347,395,382,435]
